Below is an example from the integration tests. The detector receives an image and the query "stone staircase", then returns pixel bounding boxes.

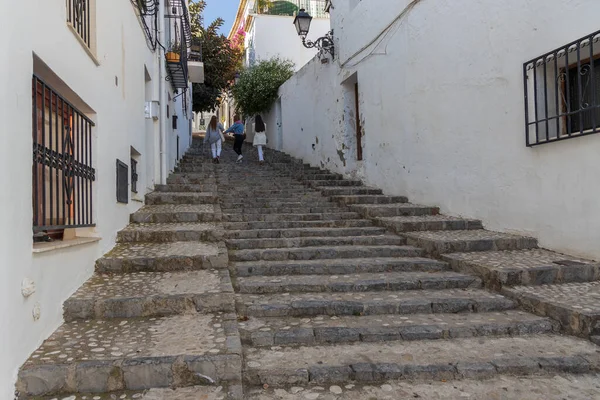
[16,140,600,399]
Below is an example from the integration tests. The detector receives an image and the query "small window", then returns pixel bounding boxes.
[67,0,96,51]
[131,158,138,194]
[116,160,128,204]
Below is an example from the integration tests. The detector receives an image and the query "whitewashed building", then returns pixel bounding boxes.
[0,0,201,396]
[264,0,600,260]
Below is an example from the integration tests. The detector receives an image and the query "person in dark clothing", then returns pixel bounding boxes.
[224,115,246,163]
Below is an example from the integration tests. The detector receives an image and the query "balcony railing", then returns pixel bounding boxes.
[524,30,600,146]
[165,0,192,89]
[253,0,329,19]
[32,75,95,232]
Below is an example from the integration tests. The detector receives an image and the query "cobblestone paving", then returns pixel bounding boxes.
[34,385,233,400]
[446,249,597,269]
[247,374,600,400]
[70,270,231,299]
[102,242,221,259]
[24,314,234,365]
[121,222,220,233]
[506,281,600,312]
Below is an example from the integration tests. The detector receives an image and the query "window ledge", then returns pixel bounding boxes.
[32,236,101,254]
[67,23,100,66]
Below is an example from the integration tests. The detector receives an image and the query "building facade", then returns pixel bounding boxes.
[264,0,600,260]
[0,0,200,396]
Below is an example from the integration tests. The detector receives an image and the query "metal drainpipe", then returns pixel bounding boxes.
[158,0,168,184]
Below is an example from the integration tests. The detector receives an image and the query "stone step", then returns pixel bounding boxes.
[64,270,234,321]
[130,204,221,223]
[442,249,600,290]
[234,257,449,277]
[154,183,217,192]
[236,288,515,318]
[331,195,409,206]
[243,334,599,387]
[236,271,481,294]
[320,187,383,196]
[310,180,363,187]
[239,310,555,347]
[221,206,347,215]
[145,192,218,205]
[226,235,406,251]
[248,375,600,400]
[167,174,215,185]
[16,314,242,397]
[221,200,333,209]
[117,222,223,243]
[301,174,344,181]
[222,212,361,223]
[349,203,440,218]
[225,226,387,240]
[503,281,600,338]
[95,242,228,273]
[219,189,317,196]
[376,215,483,233]
[223,219,374,230]
[404,230,538,257]
[229,245,424,262]
[30,385,242,400]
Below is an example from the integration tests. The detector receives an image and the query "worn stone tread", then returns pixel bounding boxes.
[117,222,223,243]
[404,230,538,256]
[96,242,228,273]
[247,374,600,399]
[503,281,600,337]
[229,245,424,262]
[243,334,600,386]
[222,212,361,223]
[17,314,242,396]
[145,192,218,205]
[236,271,481,294]
[376,214,483,233]
[223,220,373,230]
[349,203,439,217]
[130,204,220,223]
[226,235,406,250]
[443,249,600,289]
[239,310,555,346]
[329,195,409,205]
[64,270,234,320]
[234,257,448,277]
[236,289,516,317]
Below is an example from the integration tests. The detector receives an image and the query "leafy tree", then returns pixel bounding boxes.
[189,1,243,113]
[232,57,294,117]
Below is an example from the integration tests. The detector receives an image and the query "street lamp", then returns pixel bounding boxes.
[293,9,334,59]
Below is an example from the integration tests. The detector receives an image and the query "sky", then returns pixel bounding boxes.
[202,0,240,36]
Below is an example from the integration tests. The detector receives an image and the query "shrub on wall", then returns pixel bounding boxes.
[232,57,294,117]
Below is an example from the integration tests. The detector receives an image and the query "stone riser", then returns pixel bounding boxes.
[18,353,242,397]
[229,246,423,262]
[406,236,539,257]
[155,184,217,192]
[117,230,223,243]
[221,201,334,208]
[330,196,409,206]
[310,180,363,187]
[224,227,387,240]
[221,207,347,215]
[320,188,383,196]
[225,235,406,250]
[378,218,483,233]
[223,220,373,230]
[234,259,449,277]
[236,275,481,294]
[241,319,555,348]
[243,354,595,388]
[145,194,218,206]
[63,292,235,321]
[351,205,440,218]
[96,253,228,274]
[131,211,220,223]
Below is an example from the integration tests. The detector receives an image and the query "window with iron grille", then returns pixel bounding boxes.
[67,0,93,49]
[116,160,129,204]
[32,75,95,233]
[524,30,600,146]
[131,158,138,194]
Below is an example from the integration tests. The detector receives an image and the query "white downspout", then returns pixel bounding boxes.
[158,0,168,184]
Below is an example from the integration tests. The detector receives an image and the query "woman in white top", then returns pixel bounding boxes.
[203,116,225,164]
[253,115,267,165]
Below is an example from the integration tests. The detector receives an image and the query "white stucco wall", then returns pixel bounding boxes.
[251,15,331,70]
[272,0,600,260]
[0,0,189,396]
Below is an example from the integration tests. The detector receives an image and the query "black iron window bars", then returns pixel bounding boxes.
[32,75,95,232]
[524,30,600,146]
[67,0,92,48]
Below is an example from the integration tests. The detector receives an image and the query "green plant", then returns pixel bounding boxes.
[169,40,182,53]
[232,57,294,117]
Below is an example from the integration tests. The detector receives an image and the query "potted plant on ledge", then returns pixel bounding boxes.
[166,41,182,62]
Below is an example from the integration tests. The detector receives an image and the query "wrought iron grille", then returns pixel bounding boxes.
[32,75,95,232]
[116,160,128,204]
[524,30,600,146]
[131,158,138,194]
[67,0,91,48]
